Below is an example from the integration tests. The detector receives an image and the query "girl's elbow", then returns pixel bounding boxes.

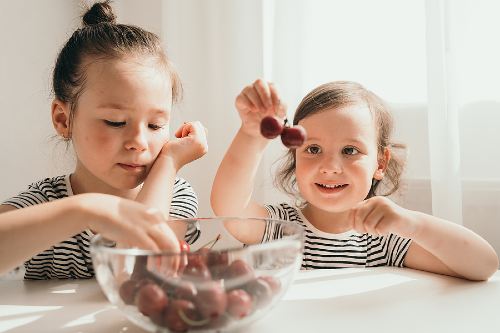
[469,252,499,281]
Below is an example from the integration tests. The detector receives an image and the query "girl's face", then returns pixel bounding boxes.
[70,57,172,191]
[295,104,387,213]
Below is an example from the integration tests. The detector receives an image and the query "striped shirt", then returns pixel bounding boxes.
[2,175,200,280]
[264,203,412,269]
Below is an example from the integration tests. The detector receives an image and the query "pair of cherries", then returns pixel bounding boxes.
[260,116,306,148]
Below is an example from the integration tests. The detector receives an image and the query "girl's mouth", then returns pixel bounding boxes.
[118,163,146,172]
[315,183,348,193]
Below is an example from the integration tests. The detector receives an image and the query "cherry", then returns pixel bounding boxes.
[206,251,230,279]
[195,281,227,319]
[118,279,140,305]
[174,281,197,301]
[130,256,148,280]
[225,259,255,285]
[260,116,283,139]
[119,278,153,305]
[179,240,190,252]
[182,255,211,281]
[280,125,306,148]
[258,276,281,295]
[164,299,204,332]
[226,289,253,319]
[245,278,273,308]
[136,283,168,317]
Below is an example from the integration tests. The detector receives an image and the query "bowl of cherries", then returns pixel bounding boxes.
[90,217,304,332]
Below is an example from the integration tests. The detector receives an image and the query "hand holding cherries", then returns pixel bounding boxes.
[260,116,306,149]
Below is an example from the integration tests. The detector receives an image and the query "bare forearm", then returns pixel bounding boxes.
[211,128,268,216]
[136,155,181,237]
[0,197,87,274]
[412,212,499,280]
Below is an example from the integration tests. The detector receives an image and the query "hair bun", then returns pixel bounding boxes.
[82,1,116,26]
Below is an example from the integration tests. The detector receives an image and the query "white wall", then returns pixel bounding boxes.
[0,0,80,199]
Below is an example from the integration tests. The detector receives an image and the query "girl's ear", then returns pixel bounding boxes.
[374,147,391,180]
[51,99,71,139]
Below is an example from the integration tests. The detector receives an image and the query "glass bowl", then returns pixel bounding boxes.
[90,217,304,332]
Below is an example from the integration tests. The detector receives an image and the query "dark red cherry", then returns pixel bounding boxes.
[258,276,281,295]
[119,278,152,305]
[280,125,306,148]
[182,256,211,281]
[118,279,139,305]
[174,281,197,301]
[226,289,253,319]
[195,281,227,319]
[245,278,273,308]
[225,259,255,282]
[164,299,204,332]
[136,283,168,317]
[260,116,283,139]
[206,251,230,279]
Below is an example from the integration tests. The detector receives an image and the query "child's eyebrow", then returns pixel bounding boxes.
[97,103,130,110]
[305,136,367,145]
[97,103,169,115]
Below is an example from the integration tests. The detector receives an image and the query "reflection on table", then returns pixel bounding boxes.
[1,267,499,333]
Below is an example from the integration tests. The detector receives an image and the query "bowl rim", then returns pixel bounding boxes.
[90,216,304,256]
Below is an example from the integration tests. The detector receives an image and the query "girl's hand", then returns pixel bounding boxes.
[81,193,179,252]
[350,196,420,239]
[160,121,208,171]
[235,79,287,137]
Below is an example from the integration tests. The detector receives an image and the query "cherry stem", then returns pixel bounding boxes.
[178,309,210,326]
[198,233,222,250]
[283,118,289,127]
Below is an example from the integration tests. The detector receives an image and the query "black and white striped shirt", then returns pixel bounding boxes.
[2,175,200,280]
[264,203,412,269]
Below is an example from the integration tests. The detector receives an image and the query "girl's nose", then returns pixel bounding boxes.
[124,126,148,152]
[319,155,342,174]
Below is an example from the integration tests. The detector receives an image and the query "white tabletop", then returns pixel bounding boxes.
[1,267,499,333]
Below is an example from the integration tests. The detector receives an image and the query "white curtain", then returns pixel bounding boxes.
[160,0,500,255]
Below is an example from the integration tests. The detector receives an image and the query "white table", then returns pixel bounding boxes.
[1,268,499,333]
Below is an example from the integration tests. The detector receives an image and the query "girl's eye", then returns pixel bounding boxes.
[148,124,165,130]
[305,145,321,154]
[104,120,126,128]
[342,146,359,155]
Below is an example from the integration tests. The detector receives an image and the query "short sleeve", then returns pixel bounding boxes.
[368,233,412,267]
[169,177,200,245]
[262,203,292,243]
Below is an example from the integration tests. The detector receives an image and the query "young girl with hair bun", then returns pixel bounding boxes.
[0,1,208,279]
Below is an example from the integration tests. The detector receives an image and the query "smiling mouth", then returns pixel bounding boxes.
[315,183,348,192]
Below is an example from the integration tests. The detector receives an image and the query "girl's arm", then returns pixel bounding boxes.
[211,79,284,220]
[211,128,269,218]
[136,121,207,241]
[351,196,499,281]
[403,212,498,281]
[0,194,172,275]
[211,80,287,245]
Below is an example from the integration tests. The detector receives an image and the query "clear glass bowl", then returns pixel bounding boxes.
[90,217,304,332]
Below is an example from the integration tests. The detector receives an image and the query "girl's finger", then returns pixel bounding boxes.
[253,79,272,109]
[149,223,179,252]
[132,232,160,252]
[235,91,255,111]
[174,122,192,138]
[243,87,265,111]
